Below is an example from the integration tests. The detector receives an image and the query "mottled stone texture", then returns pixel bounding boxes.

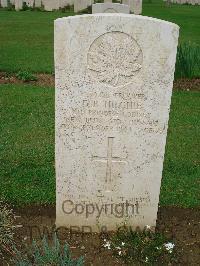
[92,3,130,13]
[123,0,143,15]
[60,0,74,8]
[15,0,23,10]
[74,0,94,13]
[74,0,88,12]
[133,0,142,14]
[43,0,60,11]
[55,14,179,232]
[34,0,41,7]
[1,0,8,7]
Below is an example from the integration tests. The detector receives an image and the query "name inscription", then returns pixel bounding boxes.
[60,90,162,135]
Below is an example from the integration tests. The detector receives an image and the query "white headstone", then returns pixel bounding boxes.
[15,0,22,10]
[74,0,88,12]
[123,0,142,15]
[43,0,60,11]
[88,0,94,6]
[133,0,142,14]
[92,3,130,13]
[55,14,179,232]
[1,0,8,7]
[122,0,132,10]
[60,0,67,8]
[60,0,74,8]
[35,0,41,7]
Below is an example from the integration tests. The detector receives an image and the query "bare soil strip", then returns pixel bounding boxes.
[2,206,198,265]
[0,72,200,91]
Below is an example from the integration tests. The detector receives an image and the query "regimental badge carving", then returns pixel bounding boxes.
[87,31,143,87]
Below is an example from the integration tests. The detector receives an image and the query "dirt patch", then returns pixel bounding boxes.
[0,72,200,91]
[173,78,200,91]
[35,73,55,87]
[0,72,54,88]
[156,207,200,265]
[2,205,199,266]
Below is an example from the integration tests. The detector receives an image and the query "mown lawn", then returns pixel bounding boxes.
[0,84,199,207]
[0,10,72,73]
[143,1,200,44]
[0,0,199,73]
[0,84,55,204]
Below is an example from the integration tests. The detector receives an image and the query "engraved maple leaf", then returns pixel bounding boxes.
[88,33,142,86]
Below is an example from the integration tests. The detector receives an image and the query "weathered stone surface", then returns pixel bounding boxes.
[60,0,74,8]
[122,0,132,11]
[10,0,15,5]
[74,0,88,12]
[34,0,41,7]
[123,0,142,14]
[1,0,8,7]
[43,0,60,11]
[15,0,23,10]
[55,14,179,232]
[133,0,142,14]
[92,3,130,13]
[88,0,94,6]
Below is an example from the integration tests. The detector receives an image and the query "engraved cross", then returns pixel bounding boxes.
[92,137,127,183]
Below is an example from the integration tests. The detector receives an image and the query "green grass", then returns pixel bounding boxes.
[143,0,200,44]
[0,10,73,73]
[0,84,55,204]
[111,228,175,265]
[0,1,199,73]
[160,90,200,207]
[0,84,199,207]
[175,43,200,79]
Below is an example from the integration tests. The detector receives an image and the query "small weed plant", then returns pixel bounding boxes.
[13,234,84,266]
[21,2,34,11]
[16,71,37,82]
[103,226,177,265]
[6,1,15,11]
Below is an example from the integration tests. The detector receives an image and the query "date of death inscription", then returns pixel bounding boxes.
[61,92,163,134]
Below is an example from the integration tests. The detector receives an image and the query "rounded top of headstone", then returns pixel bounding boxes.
[54,14,179,31]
